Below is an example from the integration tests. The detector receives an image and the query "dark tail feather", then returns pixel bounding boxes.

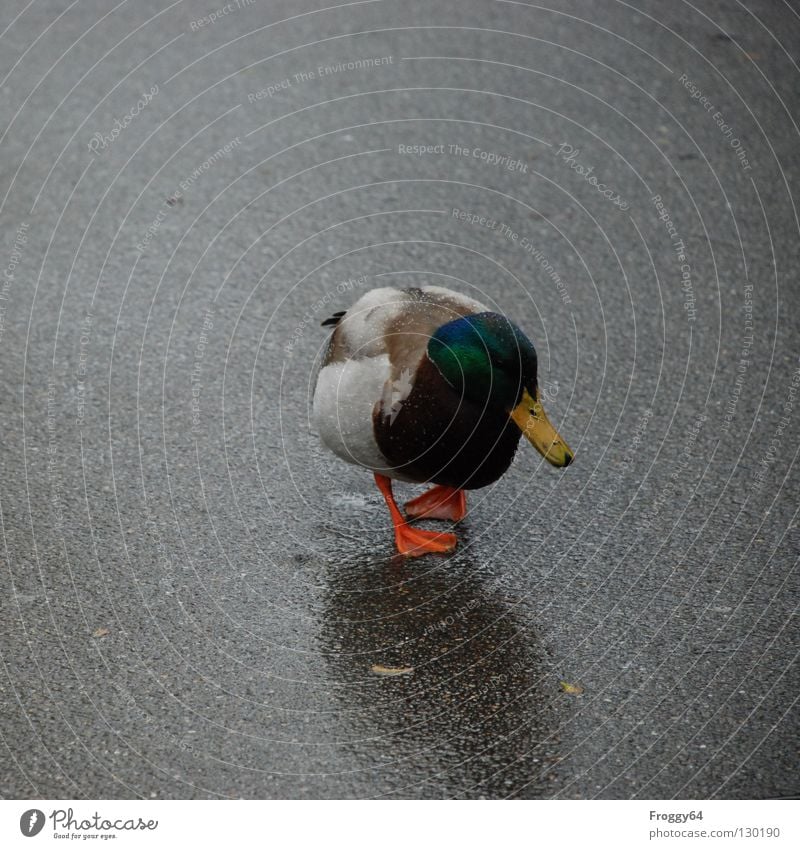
[321,310,346,327]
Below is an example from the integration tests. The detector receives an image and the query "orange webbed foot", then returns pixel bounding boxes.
[374,473,458,557]
[404,485,467,521]
[393,523,458,557]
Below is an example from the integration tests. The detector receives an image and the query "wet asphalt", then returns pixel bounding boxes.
[0,0,798,799]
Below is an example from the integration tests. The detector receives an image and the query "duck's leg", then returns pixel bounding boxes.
[374,473,457,556]
[404,485,467,521]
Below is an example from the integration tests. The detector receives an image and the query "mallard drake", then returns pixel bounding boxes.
[313,286,573,556]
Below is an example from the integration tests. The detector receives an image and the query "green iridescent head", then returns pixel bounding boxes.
[427,312,573,466]
[427,312,538,410]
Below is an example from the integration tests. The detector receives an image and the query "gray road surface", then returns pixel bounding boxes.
[0,0,798,799]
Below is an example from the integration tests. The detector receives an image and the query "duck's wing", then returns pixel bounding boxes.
[321,285,488,371]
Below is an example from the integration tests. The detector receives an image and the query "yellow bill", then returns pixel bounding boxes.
[510,388,574,467]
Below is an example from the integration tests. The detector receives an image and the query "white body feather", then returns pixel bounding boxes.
[313,353,395,472]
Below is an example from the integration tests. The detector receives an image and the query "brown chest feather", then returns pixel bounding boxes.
[372,357,522,489]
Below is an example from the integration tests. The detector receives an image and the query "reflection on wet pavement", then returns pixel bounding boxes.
[321,542,563,798]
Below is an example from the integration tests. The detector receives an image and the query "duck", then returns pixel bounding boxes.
[312,285,573,557]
